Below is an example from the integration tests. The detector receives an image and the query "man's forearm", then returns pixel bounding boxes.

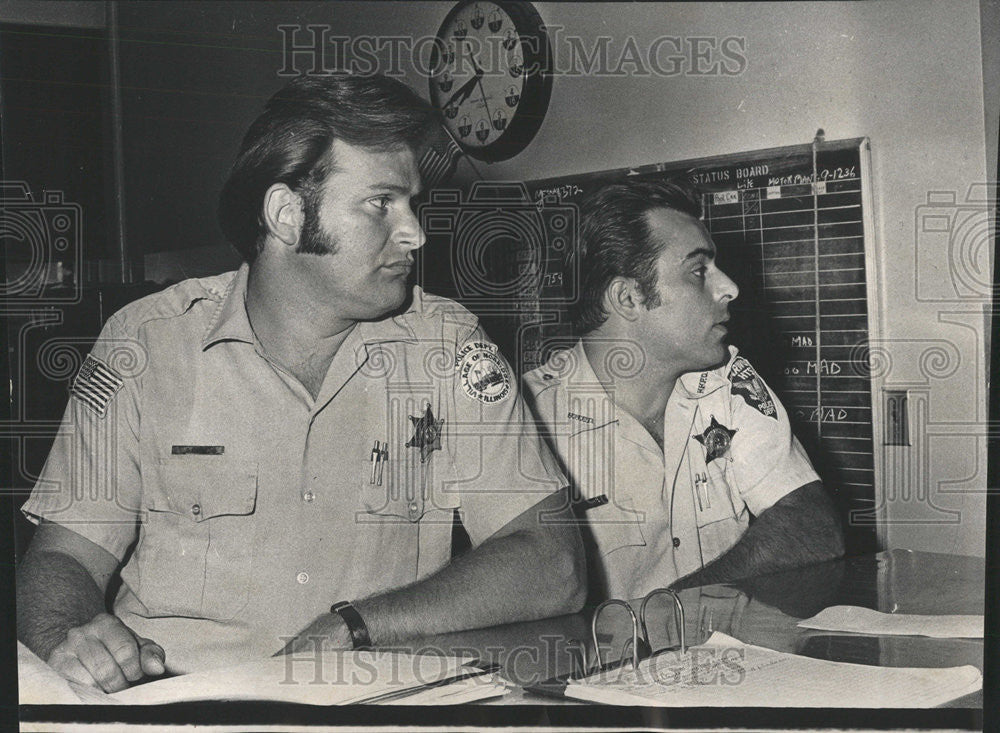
[672,481,844,590]
[16,549,107,660]
[354,520,584,646]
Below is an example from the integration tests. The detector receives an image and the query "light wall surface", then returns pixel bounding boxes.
[418,0,992,557]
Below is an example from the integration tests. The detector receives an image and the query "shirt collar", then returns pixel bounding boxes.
[355,287,421,346]
[544,341,738,411]
[540,339,616,417]
[201,264,421,352]
[202,263,255,350]
[673,345,738,399]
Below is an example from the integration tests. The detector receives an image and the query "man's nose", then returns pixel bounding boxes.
[396,206,426,251]
[717,269,739,302]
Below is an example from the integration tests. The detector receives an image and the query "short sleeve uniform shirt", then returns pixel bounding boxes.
[523,341,818,601]
[23,266,565,672]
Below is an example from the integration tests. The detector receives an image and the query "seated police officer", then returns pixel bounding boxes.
[523,179,843,602]
[16,73,584,691]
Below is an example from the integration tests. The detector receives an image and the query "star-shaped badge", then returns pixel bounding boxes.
[406,404,444,463]
[693,416,737,463]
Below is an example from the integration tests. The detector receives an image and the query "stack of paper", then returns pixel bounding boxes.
[18,642,117,705]
[564,632,981,707]
[19,643,508,706]
[797,605,984,638]
[109,652,507,706]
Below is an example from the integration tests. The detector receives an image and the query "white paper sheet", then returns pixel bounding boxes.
[107,651,479,705]
[565,632,981,707]
[20,642,503,706]
[18,642,117,705]
[377,673,511,705]
[797,605,984,638]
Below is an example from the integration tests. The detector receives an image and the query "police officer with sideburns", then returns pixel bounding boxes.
[17,74,585,690]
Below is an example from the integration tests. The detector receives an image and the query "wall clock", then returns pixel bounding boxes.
[428,0,553,163]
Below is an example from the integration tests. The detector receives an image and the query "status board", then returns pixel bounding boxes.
[506,138,880,553]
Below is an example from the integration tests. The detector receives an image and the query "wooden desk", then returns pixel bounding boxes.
[19,550,985,730]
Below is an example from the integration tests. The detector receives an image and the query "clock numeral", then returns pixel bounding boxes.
[503,29,518,51]
[475,119,490,142]
[457,116,472,138]
[453,20,467,39]
[509,55,523,77]
[439,72,453,92]
[445,104,459,119]
[488,11,502,33]
[492,110,508,131]
[505,86,520,107]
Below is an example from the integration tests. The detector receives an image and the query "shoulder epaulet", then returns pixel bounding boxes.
[523,366,561,392]
[107,271,234,334]
[402,286,480,342]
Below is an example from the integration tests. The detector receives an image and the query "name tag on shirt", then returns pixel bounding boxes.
[171,445,225,455]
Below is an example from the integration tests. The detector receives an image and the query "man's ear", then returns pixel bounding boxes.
[605,277,643,323]
[262,183,303,247]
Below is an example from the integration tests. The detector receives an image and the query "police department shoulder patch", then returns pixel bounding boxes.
[728,356,777,419]
[456,341,511,404]
[71,354,124,417]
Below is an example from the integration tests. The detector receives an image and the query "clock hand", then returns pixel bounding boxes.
[440,68,483,111]
[470,58,495,124]
[455,42,496,124]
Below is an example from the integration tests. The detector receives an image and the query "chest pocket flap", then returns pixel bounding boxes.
[139,458,258,620]
[151,459,257,520]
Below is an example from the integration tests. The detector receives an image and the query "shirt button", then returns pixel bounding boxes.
[296,572,309,584]
[672,537,681,548]
[303,491,315,503]
[191,504,201,517]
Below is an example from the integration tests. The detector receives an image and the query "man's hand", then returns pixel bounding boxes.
[47,612,165,693]
[276,612,353,656]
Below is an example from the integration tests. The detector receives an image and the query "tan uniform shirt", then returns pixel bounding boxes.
[23,266,565,672]
[523,341,818,601]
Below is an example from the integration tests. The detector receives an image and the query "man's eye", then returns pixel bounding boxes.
[371,196,392,210]
[693,266,707,279]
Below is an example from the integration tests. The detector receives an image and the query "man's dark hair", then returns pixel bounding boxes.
[218,74,437,262]
[571,179,703,334]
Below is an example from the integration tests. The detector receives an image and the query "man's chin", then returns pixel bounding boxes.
[698,344,731,371]
[365,283,411,321]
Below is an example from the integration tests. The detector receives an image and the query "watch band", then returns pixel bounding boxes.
[330,601,372,650]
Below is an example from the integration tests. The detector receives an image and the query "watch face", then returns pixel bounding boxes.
[429,0,551,162]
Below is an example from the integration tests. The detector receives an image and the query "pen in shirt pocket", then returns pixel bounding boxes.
[377,443,388,486]
[699,472,710,510]
[369,441,380,484]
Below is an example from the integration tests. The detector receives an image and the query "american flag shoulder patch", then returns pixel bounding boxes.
[71,355,125,417]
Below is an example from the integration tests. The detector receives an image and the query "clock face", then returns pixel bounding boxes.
[428,0,551,162]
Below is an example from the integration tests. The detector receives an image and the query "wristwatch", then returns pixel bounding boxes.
[330,601,372,650]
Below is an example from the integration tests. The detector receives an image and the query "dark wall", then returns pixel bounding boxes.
[0,23,115,264]
[116,5,286,254]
